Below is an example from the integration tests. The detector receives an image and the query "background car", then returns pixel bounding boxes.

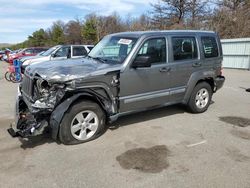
[21,45,94,73]
[8,47,48,64]
[0,50,5,60]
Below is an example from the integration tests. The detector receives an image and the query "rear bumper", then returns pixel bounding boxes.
[214,76,225,92]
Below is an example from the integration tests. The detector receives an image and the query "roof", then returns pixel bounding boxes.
[110,30,216,38]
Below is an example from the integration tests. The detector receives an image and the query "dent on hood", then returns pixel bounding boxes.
[27,58,122,83]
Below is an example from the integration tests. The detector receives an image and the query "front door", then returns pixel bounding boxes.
[51,46,70,60]
[119,37,171,113]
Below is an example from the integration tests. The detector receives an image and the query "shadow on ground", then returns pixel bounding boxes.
[109,104,186,130]
[18,133,58,150]
[2,104,188,149]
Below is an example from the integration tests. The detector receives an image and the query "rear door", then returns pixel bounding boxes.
[119,36,171,112]
[167,35,201,102]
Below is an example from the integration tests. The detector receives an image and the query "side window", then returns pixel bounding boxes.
[137,38,166,64]
[24,49,33,55]
[54,47,70,57]
[73,46,87,56]
[201,36,219,58]
[172,37,198,61]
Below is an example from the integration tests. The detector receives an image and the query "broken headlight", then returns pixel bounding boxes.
[33,78,66,109]
[36,78,50,96]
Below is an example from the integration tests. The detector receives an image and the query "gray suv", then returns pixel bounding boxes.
[8,30,225,145]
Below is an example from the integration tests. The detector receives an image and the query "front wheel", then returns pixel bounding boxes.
[187,82,212,113]
[4,72,11,82]
[59,100,106,145]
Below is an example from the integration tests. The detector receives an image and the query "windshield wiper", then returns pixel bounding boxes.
[89,56,108,64]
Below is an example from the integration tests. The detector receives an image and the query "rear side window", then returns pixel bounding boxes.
[73,46,87,56]
[201,36,219,58]
[172,37,198,61]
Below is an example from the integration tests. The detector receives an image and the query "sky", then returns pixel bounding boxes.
[0,0,157,44]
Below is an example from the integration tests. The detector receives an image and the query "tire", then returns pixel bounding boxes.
[187,82,212,113]
[4,72,11,82]
[59,100,106,145]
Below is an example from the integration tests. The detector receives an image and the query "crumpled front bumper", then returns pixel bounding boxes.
[7,85,23,137]
[7,86,49,138]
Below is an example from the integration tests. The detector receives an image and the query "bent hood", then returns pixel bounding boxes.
[26,57,122,82]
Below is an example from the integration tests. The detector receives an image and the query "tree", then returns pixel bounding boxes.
[65,19,83,44]
[126,14,151,31]
[186,0,210,29]
[49,21,65,45]
[208,0,250,38]
[149,1,170,29]
[28,29,48,46]
[150,0,210,29]
[82,15,98,44]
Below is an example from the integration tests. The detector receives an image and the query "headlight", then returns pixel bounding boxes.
[23,60,32,66]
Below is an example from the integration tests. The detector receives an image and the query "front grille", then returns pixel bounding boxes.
[22,75,33,99]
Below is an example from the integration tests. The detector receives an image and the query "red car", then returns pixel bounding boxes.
[8,47,48,64]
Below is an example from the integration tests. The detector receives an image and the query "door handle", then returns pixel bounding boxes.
[159,67,171,73]
[192,62,201,67]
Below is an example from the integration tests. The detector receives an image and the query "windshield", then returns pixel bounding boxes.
[88,36,138,64]
[42,46,60,56]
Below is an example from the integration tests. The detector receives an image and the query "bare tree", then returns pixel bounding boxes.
[186,0,210,29]
[65,19,83,44]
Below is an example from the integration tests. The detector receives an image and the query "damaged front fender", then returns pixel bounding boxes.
[50,91,115,140]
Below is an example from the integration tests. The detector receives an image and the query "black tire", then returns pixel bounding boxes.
[4,72,11,82]
[59,100,106,145]
[187,82,212,113]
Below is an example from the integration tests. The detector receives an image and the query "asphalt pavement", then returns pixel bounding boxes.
[0,61,249,188]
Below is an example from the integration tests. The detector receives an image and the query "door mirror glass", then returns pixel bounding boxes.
[132,55,151,68]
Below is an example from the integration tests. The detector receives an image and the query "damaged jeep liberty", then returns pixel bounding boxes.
[8,30,225,145]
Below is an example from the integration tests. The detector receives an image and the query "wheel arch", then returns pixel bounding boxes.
[183,71,216,104]
[50,91,113,140]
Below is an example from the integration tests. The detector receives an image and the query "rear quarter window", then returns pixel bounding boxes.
[201,36,219,58]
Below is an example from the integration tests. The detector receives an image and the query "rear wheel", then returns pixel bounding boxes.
[59,100,106,145]
[187,82,212,113]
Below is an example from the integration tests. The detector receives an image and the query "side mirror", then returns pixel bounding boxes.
[51,53,56,58]
[132,55,152,68]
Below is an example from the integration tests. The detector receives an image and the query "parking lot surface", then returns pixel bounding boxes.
[0,61,249,188]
